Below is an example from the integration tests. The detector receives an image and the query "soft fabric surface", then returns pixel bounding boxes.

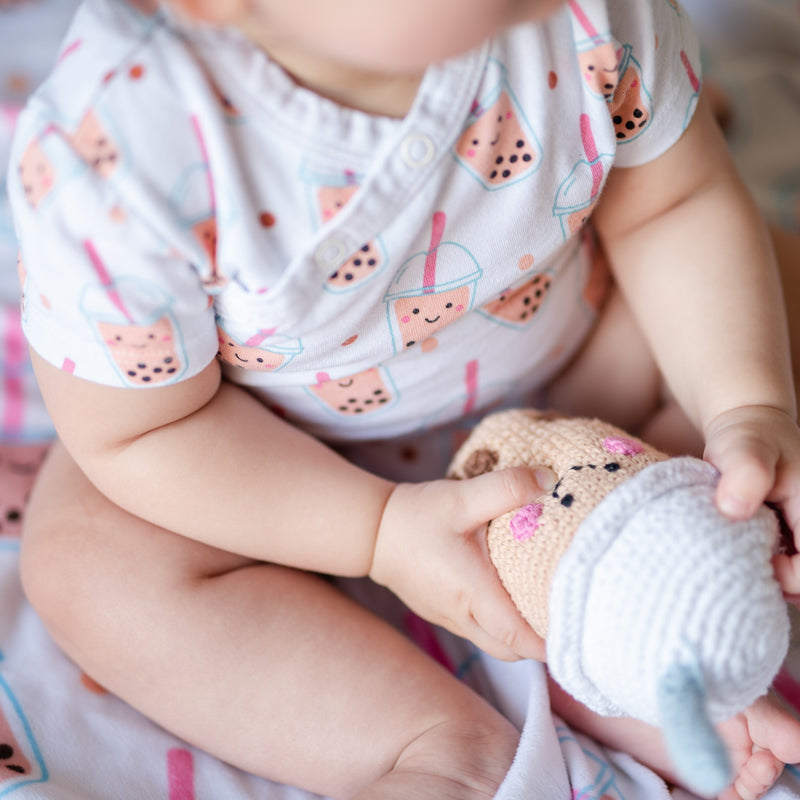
[1,533,800,799]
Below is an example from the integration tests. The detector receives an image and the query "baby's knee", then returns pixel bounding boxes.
[19,500,93,640]
[18,447,117,645]
[393,710,519,798]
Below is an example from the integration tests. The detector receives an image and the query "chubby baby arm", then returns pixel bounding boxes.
[30,348,393,576]
[32,347,551,656]
[592,92,800,564]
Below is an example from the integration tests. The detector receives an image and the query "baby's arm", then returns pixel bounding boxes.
[31,349,547,660]
[593,93,800,540]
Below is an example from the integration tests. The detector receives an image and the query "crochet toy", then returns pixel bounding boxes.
[447,409,790,797]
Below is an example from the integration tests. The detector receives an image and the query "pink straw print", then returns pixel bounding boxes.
[0,104,21,131]
[404,612,456,673]
[57,39,83,63]
[580,114,604,199]
[463,359,479,416]
[167,748,195,800]
[245,328,277,347]
[423,211,447,294]
[83,240,134,322]
[190,114,217,212]
[569,1,602,43]
[680,50,701,94]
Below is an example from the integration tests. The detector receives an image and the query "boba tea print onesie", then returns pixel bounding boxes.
[9,0,701,480]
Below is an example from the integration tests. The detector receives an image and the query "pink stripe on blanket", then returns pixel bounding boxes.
[167,748,195,800]
[2,309,26,436]
[404,611,456,673]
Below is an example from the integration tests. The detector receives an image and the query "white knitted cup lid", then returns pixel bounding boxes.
[546,457,787,723]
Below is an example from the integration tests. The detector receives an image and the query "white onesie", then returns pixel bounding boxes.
[9,0,701,476]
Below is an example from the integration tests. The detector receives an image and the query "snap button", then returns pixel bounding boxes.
[401,133,436,168]
[315,237,348,272]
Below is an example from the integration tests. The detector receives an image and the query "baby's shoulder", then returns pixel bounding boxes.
[13,0,222,210]
[23,0,171,131]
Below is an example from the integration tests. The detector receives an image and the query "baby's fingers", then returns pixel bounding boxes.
[705,431,776,520]
[463,578,546,662]
[774,553,800,598]
[457,465,556,528]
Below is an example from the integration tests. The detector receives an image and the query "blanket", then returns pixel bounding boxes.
[1,525,800,799]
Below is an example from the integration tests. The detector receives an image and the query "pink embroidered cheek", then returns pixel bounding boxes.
[162,335,172,342]
[401,315,411,323]
[466,148,477,158]
[603,436,643,456]
[455,304,464,312]
[510,503,543,542]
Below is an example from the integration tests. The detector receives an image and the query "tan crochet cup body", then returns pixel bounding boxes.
[447,409,665,637]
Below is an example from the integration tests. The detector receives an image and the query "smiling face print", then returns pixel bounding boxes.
[455,91,537,187]
[577,43,619,99]
[384,212,480,349]
[18,140,56,209]
[310,367,395,416]
[97,317,180,385]
[608,47,651,141]
[318,185,357,223]
[69,110,120,177]
[393,287,470,348]
[216,327,286,372]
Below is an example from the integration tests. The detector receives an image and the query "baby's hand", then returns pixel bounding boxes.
[369,466,555,662]
[703,404,800,595]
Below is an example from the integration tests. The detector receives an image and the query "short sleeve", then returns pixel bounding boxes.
[606,0,703,167]
[9,103,218,388]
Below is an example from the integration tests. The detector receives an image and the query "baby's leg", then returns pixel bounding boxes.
[20,443,519,800]
[547,288,704,455]
[549,678,800,799]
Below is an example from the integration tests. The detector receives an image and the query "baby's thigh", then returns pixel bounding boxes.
[19,443,519,795]
[19,441,254,659]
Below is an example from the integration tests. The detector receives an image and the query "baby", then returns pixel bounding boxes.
[8,0,800,798]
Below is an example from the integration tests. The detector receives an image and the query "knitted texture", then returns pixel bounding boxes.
[447,409,665,636]
[547,457,787,724]
[448,408,788,737]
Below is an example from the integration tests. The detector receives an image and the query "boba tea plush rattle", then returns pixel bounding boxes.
[447,409,790,797]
